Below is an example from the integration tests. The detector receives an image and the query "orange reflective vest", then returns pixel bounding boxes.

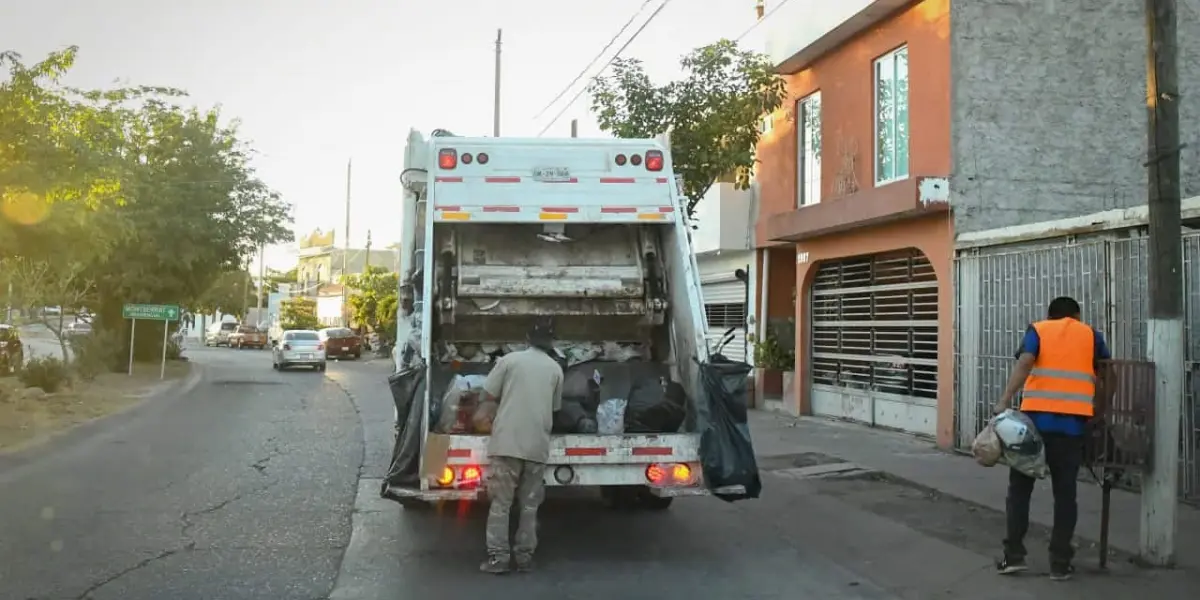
[1020,318,1096,417]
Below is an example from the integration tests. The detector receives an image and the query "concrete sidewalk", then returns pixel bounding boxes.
[749,410,1200,571]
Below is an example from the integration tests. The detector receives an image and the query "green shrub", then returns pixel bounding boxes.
[19,356,70,393]
[70,329,124,379]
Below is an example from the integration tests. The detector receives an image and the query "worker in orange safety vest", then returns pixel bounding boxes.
[992,296,1112,582]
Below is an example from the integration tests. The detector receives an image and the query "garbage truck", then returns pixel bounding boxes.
[381,128,747,510]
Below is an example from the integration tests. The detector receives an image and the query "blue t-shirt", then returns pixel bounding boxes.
[1015,323,1111,436]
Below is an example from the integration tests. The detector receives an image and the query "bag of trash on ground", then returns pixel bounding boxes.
[434,374,488,433]
[596,398,628,434]
[993,409,1048,479]
[696,358,761,502]
[971,418,1003,467]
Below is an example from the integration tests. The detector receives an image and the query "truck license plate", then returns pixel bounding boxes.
[533,167,571,182]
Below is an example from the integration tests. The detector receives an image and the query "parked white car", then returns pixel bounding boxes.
[271,329,326,372]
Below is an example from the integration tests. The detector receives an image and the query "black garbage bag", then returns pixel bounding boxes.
[625,380,686,433]
[553,398,598,433]
[381,364,427,497]
[697,358,761,502]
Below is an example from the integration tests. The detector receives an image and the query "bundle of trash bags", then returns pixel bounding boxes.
[434,374,498,434]
[972,408,1048,479]
[427,361,688,436]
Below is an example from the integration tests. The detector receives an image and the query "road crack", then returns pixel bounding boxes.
[251,437,281,475]
[74,544,194,599]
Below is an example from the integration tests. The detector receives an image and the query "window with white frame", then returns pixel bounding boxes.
[796,92,822,206]
[874,46,909,185]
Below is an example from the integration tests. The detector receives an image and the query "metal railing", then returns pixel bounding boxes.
[954,230,1200,500]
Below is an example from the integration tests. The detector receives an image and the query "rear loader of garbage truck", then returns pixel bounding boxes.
[381,129,716,510]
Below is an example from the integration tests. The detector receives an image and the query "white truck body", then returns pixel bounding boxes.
[388,129,712,505]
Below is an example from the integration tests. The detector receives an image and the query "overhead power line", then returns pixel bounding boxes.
[535,0,798,138]
[537,0,675,137]
[532,0,658,121]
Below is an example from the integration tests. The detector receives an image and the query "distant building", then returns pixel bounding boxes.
[295,228,399,294]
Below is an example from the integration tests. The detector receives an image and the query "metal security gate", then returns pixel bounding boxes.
[809,248,940,436]
[703,280,748,362]
[954,230,1200,500]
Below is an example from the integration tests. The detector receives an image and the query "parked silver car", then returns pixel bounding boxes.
[271,330,326,371]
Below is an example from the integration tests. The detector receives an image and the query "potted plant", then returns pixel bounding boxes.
[749,322,796,414]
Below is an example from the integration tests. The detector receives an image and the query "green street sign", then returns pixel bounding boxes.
[122,303,181,321]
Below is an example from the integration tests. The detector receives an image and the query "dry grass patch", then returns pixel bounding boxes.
[0,361,193,453]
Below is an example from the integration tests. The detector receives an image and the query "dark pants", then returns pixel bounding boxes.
[1004,433,1083,566]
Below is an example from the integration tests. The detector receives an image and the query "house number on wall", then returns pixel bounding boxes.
[796,251,810,264]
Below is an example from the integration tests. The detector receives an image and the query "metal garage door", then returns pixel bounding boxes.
[702,280,748,362]
[809,249,939,436]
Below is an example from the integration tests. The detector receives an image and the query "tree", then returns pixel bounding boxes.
[341,266,398,337]
[588,39,786,218]
[195,269,256,318]
[279,297,318,331]
[0,47,176,258]
[2,48,293,364]
[255,267,298,306]
[0,256,93,360]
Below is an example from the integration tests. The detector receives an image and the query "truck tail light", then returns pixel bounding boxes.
[477,152,489,164]
[282,344,291,351]
[438,148,457,169]
[434,465,482,488]
[646,463,694,486]
[645,150,663,171]
[317,343,324,351]
[615,153,627,166]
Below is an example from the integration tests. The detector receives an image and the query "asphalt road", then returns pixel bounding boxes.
[0,343,362,600]
[8,341,1164,599]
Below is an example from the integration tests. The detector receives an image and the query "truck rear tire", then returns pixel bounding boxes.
[637,488,674,510]
[601,486,640,510]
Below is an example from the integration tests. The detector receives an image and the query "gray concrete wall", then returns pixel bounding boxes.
[950,0,1199,235]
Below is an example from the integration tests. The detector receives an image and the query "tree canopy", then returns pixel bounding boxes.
[1,47,293,361]
[341,266,398,339]
[588,39,785,218]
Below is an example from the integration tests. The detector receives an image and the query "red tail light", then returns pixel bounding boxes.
[317,343,324,351]
[630,153,643,166]
[477,152,489,164]
[646,462,694,486]
[282,344,291,351]
[645,150,663,171]
[438,148,457,169]
[461,152,473,164]
[433,464,483,488]
[615,153,627,166]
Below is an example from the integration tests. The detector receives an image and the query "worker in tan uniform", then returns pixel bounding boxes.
[479,317,563,574]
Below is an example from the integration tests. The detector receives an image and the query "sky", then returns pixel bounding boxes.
[1,0,768,271]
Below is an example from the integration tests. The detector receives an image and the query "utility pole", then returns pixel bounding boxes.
[255,244,266,318]
[342,159,352,327]
[364,230,372,272]
[570,119,578,138]
[1141,0,1184,567]
[493,28,502,137]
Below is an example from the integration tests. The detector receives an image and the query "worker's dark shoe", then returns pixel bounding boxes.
[996,557,1028,575]
[514,555,535,573]
[1049,564,1075,581]
[479,556,510,575]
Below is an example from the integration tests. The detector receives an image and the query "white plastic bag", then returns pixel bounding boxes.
[596,398,628,435]
[971,419,1003,467]
[994,409,1048,479]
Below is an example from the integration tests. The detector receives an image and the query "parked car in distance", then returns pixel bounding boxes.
[318,327,361,360]
[64,321,92,338]
[204,321,239,347]
[229,325,268,349]
[272,330,326,371]
[0,324,24,375]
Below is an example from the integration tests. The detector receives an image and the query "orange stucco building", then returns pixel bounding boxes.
[754,0,955,447]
